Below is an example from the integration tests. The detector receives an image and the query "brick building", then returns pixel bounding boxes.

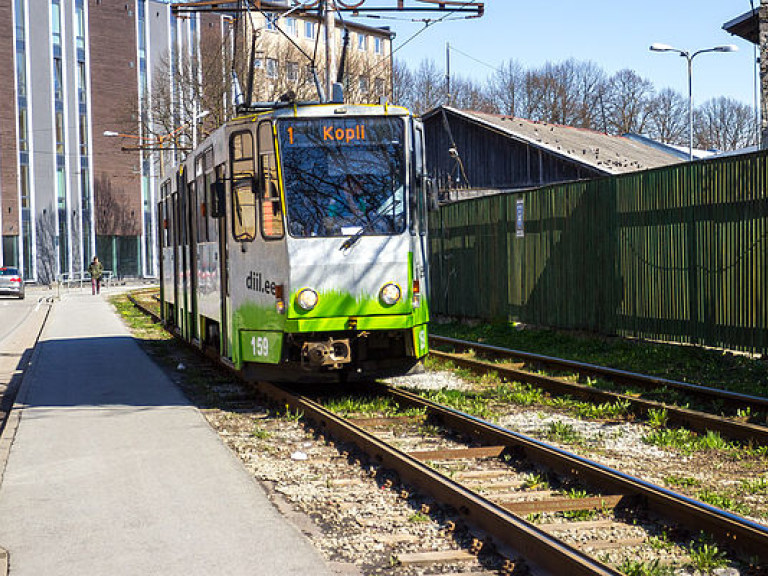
[0,0,393,282]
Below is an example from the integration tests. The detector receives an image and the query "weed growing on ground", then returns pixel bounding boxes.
[251,426,270,440]
[575,399,631,420]
[688,541,727,572]
[407,512,430,523]
[280,405,304,422]
[663,475,701,488]
[647,408,668,429]
[740,476,768,494]
[546,421,584,445]
[696,490,751,515]
[324,395,401,417]
[419,388,493,420]
[521,472,549,491]
[617,558,674,576]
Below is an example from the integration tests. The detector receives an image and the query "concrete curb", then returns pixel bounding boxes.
[0,546,7,576]
[0,303,52,486]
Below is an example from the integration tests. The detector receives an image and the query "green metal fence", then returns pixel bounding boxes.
[429,149,768,353]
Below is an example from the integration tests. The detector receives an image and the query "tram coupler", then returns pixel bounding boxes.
[301,338,352,369]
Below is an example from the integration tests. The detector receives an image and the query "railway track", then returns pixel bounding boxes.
[430,335,768,446]
[126,294,768,575]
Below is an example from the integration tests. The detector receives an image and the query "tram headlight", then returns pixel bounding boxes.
[297,288,319,311]
[379,283,401,306]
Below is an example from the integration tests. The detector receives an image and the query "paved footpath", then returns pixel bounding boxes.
[0,292,334,576]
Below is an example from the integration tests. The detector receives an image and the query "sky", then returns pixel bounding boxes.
[346,0,760,109]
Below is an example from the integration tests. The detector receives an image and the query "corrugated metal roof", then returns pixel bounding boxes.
[435,107,682,175]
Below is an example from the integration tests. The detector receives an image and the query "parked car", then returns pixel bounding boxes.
[0,267,24,299]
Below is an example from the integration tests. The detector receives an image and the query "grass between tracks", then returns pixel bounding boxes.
[430,320,768,399]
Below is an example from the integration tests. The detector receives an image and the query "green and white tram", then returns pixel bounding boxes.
[158,102,432,382]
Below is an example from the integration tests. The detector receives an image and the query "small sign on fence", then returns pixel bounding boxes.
[515,198,525,237]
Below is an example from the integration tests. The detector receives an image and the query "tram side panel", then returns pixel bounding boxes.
[193,147,225,349]
[227,121,289,371]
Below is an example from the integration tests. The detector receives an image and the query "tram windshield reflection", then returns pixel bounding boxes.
[277,117,405,238]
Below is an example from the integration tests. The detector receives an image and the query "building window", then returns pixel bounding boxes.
[53,57,63,100]
[357,32,366,51]
[254,57,263,69]
[285,17,297,36]
[266,58,278,79]
[286,61,298,82]
[358,76,368,93]
[374,37,383,55]
[51,0,62,47]
[304,20,314,39]
[78,62,87,103]
[76,2,86,51]
[265,12,276,31]
[55,110,65,153]
[374,77,385,97]
[17,108,27,151]
[79,114,88,156]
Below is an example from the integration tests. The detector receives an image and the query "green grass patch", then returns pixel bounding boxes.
[429,321,768,398]
[324,395,403,417]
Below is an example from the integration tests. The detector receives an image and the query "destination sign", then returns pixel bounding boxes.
[278,117,401,148]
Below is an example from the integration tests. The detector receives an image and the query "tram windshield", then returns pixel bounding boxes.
[277,117,405,238]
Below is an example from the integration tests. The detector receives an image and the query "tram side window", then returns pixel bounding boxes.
[195,154,209,243]
[230,131,256,241]
[258,121,284,239]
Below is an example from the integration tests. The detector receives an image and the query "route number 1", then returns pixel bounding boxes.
[251,336,269,358]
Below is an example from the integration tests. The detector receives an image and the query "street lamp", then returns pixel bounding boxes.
[649,43,738,162]
[103,110,211,151]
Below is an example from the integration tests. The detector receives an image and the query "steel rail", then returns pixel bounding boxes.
[429,349,768,446]
[430,335,768,412]
[125,296,768,568]
[262,380,623,576]
[373,383,768,564]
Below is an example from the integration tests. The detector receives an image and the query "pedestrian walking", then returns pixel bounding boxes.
[88,256,103,295]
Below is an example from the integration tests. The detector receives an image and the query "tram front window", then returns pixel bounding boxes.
[277,117,405,238]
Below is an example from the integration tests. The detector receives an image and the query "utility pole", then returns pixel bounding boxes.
[445,42,451,106]
[324,0,336,99]
[760,0,768,148]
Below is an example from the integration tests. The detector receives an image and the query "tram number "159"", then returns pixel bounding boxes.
[251,336,269,358]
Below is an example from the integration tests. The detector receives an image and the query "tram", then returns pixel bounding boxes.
[158,101,432,382]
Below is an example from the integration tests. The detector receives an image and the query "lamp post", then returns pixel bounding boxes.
[649,43,738,162]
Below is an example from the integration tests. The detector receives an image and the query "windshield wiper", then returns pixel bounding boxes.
[339,199,400,251]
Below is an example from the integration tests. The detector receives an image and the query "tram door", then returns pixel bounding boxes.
[178,170,190,338]
[187,178,199,343]
[171,191,180,329]
[215,164,229,358]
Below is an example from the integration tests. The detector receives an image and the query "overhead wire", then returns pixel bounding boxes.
[363,0,482,79]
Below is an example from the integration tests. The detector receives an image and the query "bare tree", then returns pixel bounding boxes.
[489,59,524,116]
[392,58,414,108]
[603,69,655,135]
[693,97,757,151]
[410,59,446,115]
[450,76,496,113]
[646,88,688,145]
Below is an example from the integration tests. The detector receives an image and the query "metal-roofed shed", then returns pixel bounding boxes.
[422,106,682,193]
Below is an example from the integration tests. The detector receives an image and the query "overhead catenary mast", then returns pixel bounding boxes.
[324,1,337,99]
[170,0,485,103]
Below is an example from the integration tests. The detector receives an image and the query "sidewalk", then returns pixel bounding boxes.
[0,292,334,576]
